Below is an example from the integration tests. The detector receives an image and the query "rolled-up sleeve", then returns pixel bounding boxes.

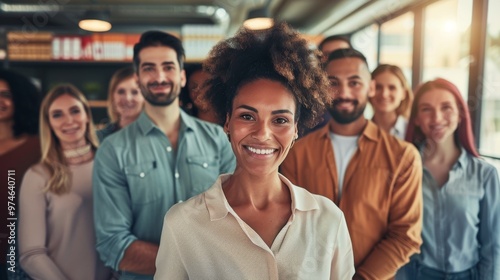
[93,141,137,271]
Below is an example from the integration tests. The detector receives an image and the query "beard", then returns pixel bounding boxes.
[140,81,181,107]
[328,98,366,124]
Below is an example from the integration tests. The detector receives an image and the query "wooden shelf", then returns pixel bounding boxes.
[89,100,107,108]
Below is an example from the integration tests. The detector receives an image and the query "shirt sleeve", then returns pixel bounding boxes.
[216,127,236,174]
[154,207,188,280]
[18,168,68,280]
[330,213,355,280]
[478,164,500,280]
[356,145,423,279]
[93,141,138,271]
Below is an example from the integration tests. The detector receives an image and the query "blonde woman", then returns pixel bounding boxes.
[97,66,144,141]
[19,84,112,280]
[370,64,413,139]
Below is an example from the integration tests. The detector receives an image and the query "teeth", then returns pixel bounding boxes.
[247,146,275,155]
[63,128,78,134]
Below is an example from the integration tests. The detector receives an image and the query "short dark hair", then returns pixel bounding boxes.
[318,35,352,51]
[0,69,41,137]
[133,31,185,72]
[204,22,332,136]
[327,48,369,68]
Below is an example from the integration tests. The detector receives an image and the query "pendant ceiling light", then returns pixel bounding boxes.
[79,10,112,32]
[243,1,273,31]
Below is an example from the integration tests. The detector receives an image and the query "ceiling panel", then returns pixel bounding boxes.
[0,0,423,36]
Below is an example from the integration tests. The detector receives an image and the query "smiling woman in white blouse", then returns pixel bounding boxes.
[154,22,355,280]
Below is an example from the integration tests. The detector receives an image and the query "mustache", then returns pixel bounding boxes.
[332,98,358,106]
[147,81,171,87]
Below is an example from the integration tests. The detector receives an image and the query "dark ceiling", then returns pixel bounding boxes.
[0,0,425,36]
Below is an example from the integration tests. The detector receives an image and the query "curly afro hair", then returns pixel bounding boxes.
[203,22,331,136]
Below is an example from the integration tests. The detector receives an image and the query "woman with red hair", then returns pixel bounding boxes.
[400,78,499,279]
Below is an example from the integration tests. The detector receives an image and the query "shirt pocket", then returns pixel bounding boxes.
[124,161,160,204]
[186,156,220,196]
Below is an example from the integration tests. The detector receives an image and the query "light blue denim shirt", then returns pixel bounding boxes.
[402,146,500,279]
[93,110,235,279]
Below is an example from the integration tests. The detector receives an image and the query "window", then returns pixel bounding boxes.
[479,0,500,157]
[351,24,379,119]
[422,0,473,99]
[351,24,379,71]
[379,12,414,85]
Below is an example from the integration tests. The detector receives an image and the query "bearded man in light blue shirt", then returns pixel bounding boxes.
[92,31,236,280]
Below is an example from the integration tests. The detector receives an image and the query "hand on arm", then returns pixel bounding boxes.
[119,240,159,275]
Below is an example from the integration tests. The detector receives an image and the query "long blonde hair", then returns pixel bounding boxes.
[39,84,99,194]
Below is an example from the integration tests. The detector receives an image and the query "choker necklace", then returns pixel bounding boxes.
[63,144,91,158]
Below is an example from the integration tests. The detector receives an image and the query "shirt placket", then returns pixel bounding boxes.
[436,181,447,270]
[172,133,185,202]
[438,167,459,271]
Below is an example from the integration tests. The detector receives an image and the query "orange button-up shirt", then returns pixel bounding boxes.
[281,121,423,280]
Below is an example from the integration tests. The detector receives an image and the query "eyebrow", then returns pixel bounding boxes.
[237,105,294,115]
[328,75,363,80]
[418,101,454,107]
[50,105,81,113]
[141,61,175,67]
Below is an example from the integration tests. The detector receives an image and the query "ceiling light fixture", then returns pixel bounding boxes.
[79,10,112,32]
[243,1,273,31]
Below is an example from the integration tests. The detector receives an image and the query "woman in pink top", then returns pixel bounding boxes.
[19,84,113,280]
[155,22,354,280]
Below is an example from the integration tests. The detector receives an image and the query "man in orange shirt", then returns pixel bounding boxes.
[281,48,422,280]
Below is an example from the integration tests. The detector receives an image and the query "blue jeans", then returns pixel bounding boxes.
[399,261,478,280]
